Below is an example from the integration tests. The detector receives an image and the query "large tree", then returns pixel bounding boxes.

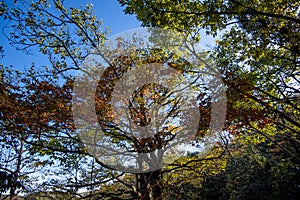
[2,0,299,199]
[118,0,300,157]
[1,1,227,199]
[0,0,115,198]
[118,0,300,198]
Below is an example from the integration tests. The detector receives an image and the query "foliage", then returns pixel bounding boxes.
[2,0,107,73]
[119,0,300,198]
[0,0,299,199]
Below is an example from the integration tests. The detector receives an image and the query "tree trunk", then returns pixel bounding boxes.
[149,169,163,200]
[137,169,163,200]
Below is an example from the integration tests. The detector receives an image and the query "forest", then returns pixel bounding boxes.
[0,0,299,199]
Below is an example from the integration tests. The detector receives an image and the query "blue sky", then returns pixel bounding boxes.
[0,0,216,71]
[0,0,141,69]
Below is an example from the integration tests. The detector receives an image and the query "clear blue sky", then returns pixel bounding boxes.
[0,0,141,69]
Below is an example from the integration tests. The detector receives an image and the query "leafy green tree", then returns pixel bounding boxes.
[118,0,300,198]
[118,0,300,135]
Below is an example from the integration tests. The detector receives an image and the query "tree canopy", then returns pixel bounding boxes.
[0,0,299,199]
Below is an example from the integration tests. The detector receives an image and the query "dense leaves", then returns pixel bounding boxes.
[119,0,300,199]
[0,0,299,199]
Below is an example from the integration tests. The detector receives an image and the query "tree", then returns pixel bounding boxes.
[0,66,39,199]
[72,29,227,199]
[4,0,299,199]
[118,0,300,198]
[0,0,113,198]
[118,0,300,128]
[0,64,80,199]
[2,1,228,199]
